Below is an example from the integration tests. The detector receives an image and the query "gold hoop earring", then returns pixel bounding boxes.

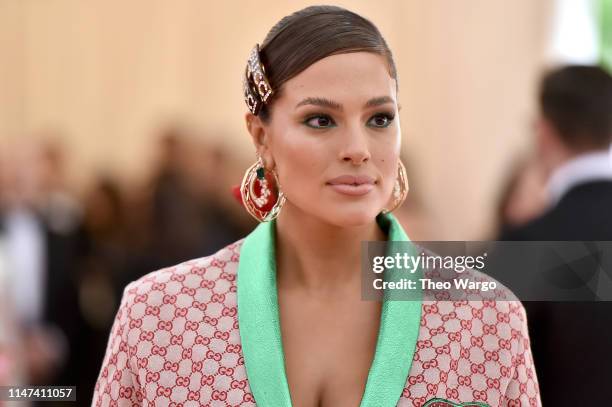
[381,160,409,214]
[240,154,286,222]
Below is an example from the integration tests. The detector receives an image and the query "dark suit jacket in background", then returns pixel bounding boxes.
[500,180,612,406]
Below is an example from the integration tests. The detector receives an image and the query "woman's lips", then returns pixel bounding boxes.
[326,175,376,196]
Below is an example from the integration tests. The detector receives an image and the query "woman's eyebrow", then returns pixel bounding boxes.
[295,96,396,110]
[295,97,342,110]
[365,96,395,107]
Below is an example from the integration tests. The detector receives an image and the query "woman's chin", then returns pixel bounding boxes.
[321,204,381,228]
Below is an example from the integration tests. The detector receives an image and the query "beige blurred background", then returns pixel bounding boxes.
[0,0,565,239]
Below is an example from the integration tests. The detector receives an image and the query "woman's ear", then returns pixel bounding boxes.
[245,112,274,168]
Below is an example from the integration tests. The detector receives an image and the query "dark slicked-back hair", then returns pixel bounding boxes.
[539,65,612,150]
[257,5,397,121]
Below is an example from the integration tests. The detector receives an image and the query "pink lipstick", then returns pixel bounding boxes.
[326,175,376,196]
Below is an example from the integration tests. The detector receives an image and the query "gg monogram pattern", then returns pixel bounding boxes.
[93,240,540,406]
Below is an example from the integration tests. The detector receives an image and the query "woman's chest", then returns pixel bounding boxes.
[126,312,519,407]
[278,294,382,407]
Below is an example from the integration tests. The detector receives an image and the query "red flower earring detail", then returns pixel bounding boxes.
[239,154,286,222]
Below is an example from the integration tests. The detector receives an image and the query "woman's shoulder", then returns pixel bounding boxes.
[421,263,531,354]
[414,270,539,404]
[93,239,249,404]
[120,238,245,311]
[420,253,529,334]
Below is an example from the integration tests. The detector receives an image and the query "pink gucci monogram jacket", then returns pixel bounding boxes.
[93,216,540,407]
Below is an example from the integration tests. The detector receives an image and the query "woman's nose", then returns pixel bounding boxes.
[339,129,371,165]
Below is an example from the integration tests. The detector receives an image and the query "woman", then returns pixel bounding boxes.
[93,6,540,407]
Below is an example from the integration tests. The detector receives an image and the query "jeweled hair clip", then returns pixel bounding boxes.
[243,44,273,115]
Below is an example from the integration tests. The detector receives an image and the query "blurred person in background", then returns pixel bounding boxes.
[0,275,28,400]
[500,65,612,405]
[192,141,256,245]
[144,125,251,267]
[496,153,549,236]
[0,156,28,393]
[148,125,206,264]
[76,175,130,404]
[0,277,27,400]
[0,139,82,390]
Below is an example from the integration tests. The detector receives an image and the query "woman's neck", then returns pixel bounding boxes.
[275,203,387,294]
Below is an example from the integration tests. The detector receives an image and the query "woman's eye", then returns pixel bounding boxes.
[368,113,395,128]
[304,115,336,129]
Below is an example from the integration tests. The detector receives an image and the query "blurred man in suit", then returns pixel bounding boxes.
[501,65,612,405]
[0,141,82,396]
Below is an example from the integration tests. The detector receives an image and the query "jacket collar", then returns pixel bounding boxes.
[237,212,423,406]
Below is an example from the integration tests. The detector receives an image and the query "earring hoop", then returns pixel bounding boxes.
[240,155,285,222]
[381,160,409,214]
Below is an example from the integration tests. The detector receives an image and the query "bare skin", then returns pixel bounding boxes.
[276,202,386,407]
[246,52,401,406]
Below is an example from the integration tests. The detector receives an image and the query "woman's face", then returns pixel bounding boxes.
[250,52,401,227]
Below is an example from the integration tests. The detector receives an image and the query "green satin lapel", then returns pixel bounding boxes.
[360,213,423,406]
[237,216,292,406]
[237,212,423,406]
